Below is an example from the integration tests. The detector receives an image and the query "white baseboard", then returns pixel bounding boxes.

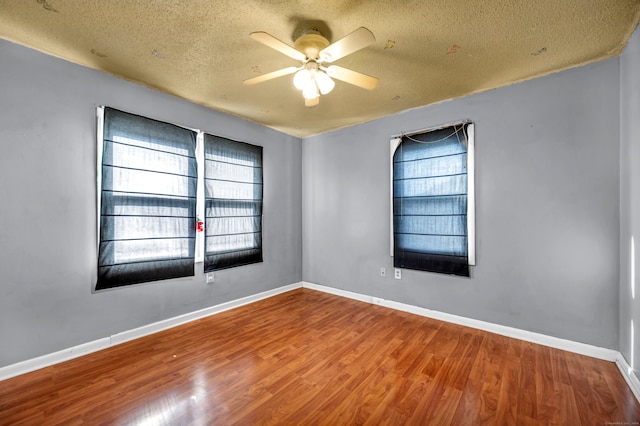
[0,338,112,383]
[0,282,302,381]
[616,352,640,402]
[110,282,301,346]
[304,282,640,402]
[302,281,619,362]
[4,280,638,404]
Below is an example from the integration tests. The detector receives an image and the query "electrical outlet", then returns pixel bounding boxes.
[380,267,386,277]
[394,268,402,279]
[206,272,215,284]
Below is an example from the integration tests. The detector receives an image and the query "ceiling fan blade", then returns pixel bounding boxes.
[325,65,379,90]
[243,66,299,85]
[318,27,375,63]
[250,32,306,61]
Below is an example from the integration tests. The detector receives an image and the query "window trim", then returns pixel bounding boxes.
[96,106,263,289]
[202,133,264,272]
[195,131,205,263]
[467,123,476,266]
[97,107,205,261]
[96,107,199,289]
[390,120,476,268]
[96,107,105,253]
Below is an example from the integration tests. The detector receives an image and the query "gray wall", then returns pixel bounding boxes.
[620,26,640,376]
[303,57,621,349]
[0,39,302,367]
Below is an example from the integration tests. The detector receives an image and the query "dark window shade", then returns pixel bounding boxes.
[96,108,197,290]
[204,134,263,272]
[393,124,470,277]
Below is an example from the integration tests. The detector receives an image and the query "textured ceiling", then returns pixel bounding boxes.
[1,0,639,138]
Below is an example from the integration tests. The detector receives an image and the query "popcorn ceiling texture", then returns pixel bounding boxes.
[1,0,638,137]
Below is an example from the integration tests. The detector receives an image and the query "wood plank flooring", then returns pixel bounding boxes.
[1,288,639,425]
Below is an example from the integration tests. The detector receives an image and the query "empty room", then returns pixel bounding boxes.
[2,0,640,424]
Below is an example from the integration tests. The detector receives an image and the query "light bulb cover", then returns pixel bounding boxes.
[302,83,319,100]
[315,71,335,95]
[293,69,311,90]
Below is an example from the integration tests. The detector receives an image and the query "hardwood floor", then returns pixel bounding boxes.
[1,288,639,425]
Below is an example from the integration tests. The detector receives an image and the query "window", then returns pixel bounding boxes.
[96,108,264,290]
[391,122,475,277]
[96,108,198,289]
[203,134,263,271]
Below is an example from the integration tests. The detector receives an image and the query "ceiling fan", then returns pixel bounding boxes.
[243,27,379,107]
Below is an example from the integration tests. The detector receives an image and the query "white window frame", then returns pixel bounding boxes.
[96,107,105,250]
[97,107,206,262]
[390,121,476,266]
[97,107,258,274]
[195,132,205,263]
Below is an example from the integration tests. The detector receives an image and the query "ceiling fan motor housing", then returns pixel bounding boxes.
[294,30,330,60]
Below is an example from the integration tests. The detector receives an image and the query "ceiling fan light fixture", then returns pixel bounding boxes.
[316,71,335,95]
[302,82,319,100]
[293,69,311,90]
[295,64,334,104]
[305,97,320,107]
